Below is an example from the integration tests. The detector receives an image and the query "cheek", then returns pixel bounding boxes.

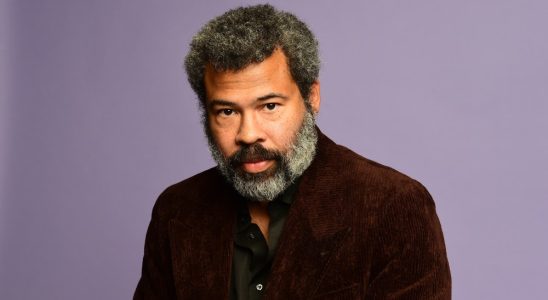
[267,113,304,147]
[209,126,237,155]
[208,115,229,138]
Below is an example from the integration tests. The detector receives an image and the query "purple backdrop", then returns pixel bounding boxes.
[2,0,547,299]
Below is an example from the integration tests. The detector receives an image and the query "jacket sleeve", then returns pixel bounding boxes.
[134,192,177,300]
[364,182,451,299]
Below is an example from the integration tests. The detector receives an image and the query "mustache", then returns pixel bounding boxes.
[228,143,282,166]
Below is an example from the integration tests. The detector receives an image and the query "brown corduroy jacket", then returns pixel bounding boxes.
[134,130,451,299]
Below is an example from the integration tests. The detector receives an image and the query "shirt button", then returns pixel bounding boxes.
[256,283,263,291]
[248,232,256,239]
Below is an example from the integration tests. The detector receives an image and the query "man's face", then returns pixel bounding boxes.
[204,49,320,201]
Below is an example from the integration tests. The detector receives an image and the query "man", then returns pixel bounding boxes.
[135,4,451,299]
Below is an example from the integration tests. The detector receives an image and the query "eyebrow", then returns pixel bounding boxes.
[208,99,235,109]
[208,93,289,109]
[257,93,288,101]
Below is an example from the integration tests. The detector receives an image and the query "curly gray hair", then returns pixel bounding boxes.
[184,4,320,107]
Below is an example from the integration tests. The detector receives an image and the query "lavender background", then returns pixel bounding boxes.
[1,0,547,299]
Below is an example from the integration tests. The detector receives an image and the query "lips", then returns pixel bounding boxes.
[241,160,275,173]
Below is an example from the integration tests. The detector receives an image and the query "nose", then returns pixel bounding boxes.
[236,113,265,145]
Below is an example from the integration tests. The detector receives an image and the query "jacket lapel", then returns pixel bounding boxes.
[265,132,352,299]
[168,178,238,299]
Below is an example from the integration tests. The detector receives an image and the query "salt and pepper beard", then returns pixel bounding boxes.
[207,110,318,202]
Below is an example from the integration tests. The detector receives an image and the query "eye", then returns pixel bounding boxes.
[219,109,234,116]
[265,103,277,111]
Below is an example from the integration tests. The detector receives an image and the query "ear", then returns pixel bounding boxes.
[308,81,321,114]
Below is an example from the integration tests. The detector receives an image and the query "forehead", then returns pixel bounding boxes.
[203,49,297,101]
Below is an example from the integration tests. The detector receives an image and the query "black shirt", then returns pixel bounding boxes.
[229,184,297,300]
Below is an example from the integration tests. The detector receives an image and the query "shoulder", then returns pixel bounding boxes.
[307,132,440,237]
[150,167,225,219]
[340,143,428,194]
[316,132,432,207]
[326,139,443,252]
